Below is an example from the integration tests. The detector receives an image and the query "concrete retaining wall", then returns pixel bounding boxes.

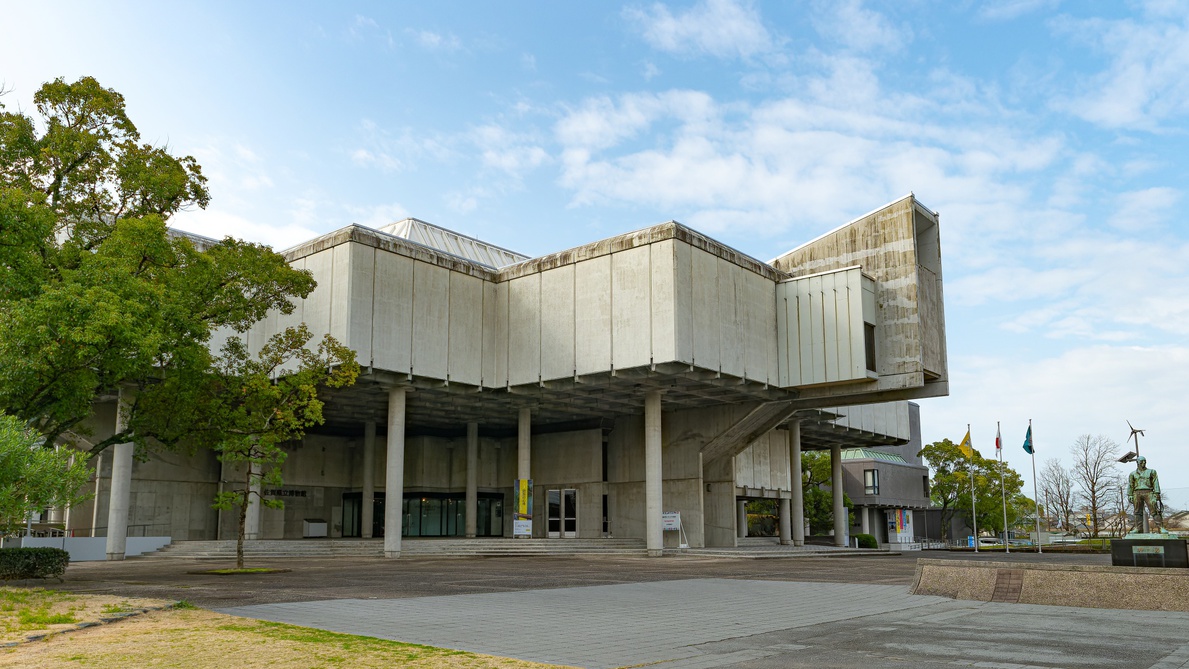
[912,558,1189,611]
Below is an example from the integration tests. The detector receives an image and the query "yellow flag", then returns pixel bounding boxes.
[958,430,973,458]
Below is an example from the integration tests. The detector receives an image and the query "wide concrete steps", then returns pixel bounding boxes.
[140,538,648,559]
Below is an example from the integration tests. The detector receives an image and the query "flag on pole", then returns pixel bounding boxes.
[958,430,973,458]
[1022,425,1034,454]
[995,425,1002,452]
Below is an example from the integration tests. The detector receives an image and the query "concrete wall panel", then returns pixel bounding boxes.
[691,248,720,371]
[574,255,613,376]
[411,262,450,380]
[481,281,503,387]
[717,260,743,377]
[673,241,694,365]
[330,244,352,346]
[540,265,576,381]
[650,240,677,365]
[507,274,541,385]
[611,246,652,370]
[348,244,375,366]
[447,272,484,386]
[371,251,414,374]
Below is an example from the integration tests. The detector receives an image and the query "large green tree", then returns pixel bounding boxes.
[0,413,92,536]
[0,77,314,454]
[919,438,1027,540]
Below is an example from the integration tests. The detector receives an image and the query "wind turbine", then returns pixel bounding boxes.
[1118,421,1145,463]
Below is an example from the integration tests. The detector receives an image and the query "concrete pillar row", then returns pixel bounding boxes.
[465,422,478,538]
[779,498,792,545]
[244,461,262,540]
[831,443,846,547]
[105,387,135,561]
[736,499,748,539]
[361,421,376,539]
[644,390,663,557]
[789,421,805,547]
[384,387,407,558]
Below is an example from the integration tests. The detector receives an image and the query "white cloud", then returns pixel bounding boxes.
[350,148,402,172]
[410,29,462,52]
[1054,8,1189,129]
[169,208,319,251]
[1109,187,1180,232]
[624,0,776,60]
[811,0,906,53]
[976,0,1061,22]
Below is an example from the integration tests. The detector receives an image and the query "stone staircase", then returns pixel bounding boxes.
[138,537,648,559]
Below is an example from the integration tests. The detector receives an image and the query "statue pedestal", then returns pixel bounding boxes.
[1111,536,1188,568]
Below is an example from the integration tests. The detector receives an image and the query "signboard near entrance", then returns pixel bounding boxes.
[514,478,533,538]
[662,512,681,531]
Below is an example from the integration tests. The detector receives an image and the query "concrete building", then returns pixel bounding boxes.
[67,193,948,558]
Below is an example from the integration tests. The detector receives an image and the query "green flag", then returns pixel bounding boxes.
[1022,425,1033,455]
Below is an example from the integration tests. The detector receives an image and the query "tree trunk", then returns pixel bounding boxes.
[236,467,250,570]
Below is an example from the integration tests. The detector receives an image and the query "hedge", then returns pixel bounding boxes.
[853,533,878,549]
[0,547,70,580]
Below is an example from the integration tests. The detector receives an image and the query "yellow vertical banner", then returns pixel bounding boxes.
[514,478,533,538]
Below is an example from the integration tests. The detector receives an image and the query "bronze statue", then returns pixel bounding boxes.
[1127,456,1164,533]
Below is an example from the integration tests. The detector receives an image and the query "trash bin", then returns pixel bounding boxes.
[303,519,328,538]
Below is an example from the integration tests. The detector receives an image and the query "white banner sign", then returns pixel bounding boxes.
[513,519,532,538]
[662,512,681,531]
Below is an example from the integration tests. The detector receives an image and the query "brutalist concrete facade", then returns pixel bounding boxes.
[77,193,948,557]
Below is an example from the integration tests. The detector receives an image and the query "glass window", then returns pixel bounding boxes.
[864,469,879,495]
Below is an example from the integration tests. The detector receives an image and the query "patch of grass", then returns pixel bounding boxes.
[100,602,134,615]
[173,600,198,610]
[18,608,77,626]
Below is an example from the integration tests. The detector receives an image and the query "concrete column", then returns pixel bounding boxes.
[860,505,870,535]
[384,387,407,558]
[105,388,134,561]
[361,420,376,539]
[244,461,262,540]
[465,422,478,538]
[831,442,846,547]
[736,500,748,539]
[517,408,531,481]
[644,390,663,557]
[779,497,791,545]
[789,421,804,546]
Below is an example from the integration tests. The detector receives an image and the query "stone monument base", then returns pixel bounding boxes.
[1111,537,1188,568]
[912,558,1189,610]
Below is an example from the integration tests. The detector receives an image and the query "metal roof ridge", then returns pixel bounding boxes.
[384,217,530,262]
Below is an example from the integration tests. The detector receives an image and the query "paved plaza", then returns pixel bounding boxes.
[217,577,1189,669]
[57,552,1189,668]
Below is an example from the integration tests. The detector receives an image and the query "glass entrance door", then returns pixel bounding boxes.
[547,489,577,538]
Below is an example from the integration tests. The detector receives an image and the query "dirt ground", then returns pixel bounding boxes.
[3,607,567,669]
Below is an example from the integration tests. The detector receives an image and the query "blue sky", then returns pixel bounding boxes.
[4,0,1189,504]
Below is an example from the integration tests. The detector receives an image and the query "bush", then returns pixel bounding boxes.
[854,533,878,549]
[0,547,70,580]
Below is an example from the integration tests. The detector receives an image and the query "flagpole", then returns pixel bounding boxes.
[999,421,1009,554]
[1030,419,1042,554]
[969,423,978,553]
